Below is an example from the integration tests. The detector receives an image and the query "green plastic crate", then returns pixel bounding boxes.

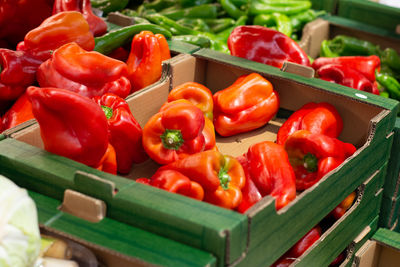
[30,189,217,267]
[1,52,398,266]
[338,0,400,35]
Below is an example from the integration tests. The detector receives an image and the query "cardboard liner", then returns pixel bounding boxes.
[300,16,400,58]
[6,52,398,267]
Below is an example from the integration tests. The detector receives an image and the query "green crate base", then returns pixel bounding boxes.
[31,190,217,267]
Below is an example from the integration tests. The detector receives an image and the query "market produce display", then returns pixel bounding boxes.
[1,0,399,265]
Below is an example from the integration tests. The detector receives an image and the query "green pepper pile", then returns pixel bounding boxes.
[321,35,400,104]
[93,0,325,53]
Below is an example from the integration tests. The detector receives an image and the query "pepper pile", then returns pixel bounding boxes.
[113,0,325,53]
[317,35,400,102]
[0,6,171,132]
[134,75,355,213]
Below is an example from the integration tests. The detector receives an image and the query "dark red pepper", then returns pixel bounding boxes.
[276,102,343,145]
[93,93,148,174]
[228,25,310,68]
[312,56,380,82]
[237,141,296,212]
[316,64,379,95]
[0,49,42,102]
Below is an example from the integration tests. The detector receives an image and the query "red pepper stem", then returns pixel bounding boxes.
[101,105,113,119]
[218,168,231,190]
[303,153,318,172]
[161,129,184,150]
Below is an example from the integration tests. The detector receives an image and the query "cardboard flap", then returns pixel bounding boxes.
[280,62,315,78]
[354,240,381,267]
[60,189,106,223]
[397,25,400,35]
[299,18,330,58]
[107,12,136,27]
[354,226,372,244]
[74,171,116,200]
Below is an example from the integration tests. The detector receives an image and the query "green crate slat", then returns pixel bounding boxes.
[338,0,400,35]
[294,163,386,266]
[311,0,338,13]
[372,228,400,249]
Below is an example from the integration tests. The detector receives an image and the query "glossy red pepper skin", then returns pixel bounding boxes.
[95,143,117,175]
[288,226,321,258]
[127,31,171,93]
[37,42,131,99]
[158,150,246,209]
[168,82,214,120]
[330,191,356,220]
[285,130,356,190]
[160,99,217,152]
[228,25,310,68]
[213,73,279,136]
[312,56,380,82]
[0,49,42,102]
[1,93,34,131]
[53,0,107,37]
[272,226,321,266]
[237,141,296,212]
[276,102,343,145]
[27,86,109,168]
[17,11,95,62]
[93,93,148,174]
[142,101,206,165]
[316,64,379,95]
[0,0,52,47]
[140,169,205,200]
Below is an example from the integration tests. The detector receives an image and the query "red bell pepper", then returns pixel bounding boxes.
[53,0,107,37]
[160,99,217,152]
[37,42,131,99]
[95,143,117,174]
[157,150,246,209]
[127,31,171,93]
[142,100,206,165]
[137,169,204,201]
[27,86,109,168]
[330,191,356,220]
[17,11,95,62]
[312,56,380,82]
[276,102,343,145]
[167,82,214,120]
[1,93,34,131]
[0,0,52,47]
[0,49,42,102]
[93,93,148,174]
[228,25,310,68]
[237,141,296,213]
[272,226,321,267]
[316,64,379,95]
[213,73,279,136]
[285,130,356,190]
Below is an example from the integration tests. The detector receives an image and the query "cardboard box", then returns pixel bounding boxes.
[1,52,398,266]
[291,162,386,266]
[300,15,400,58]
[30,189,217,267]
[352,228,400,267]
[338,0,400,35]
